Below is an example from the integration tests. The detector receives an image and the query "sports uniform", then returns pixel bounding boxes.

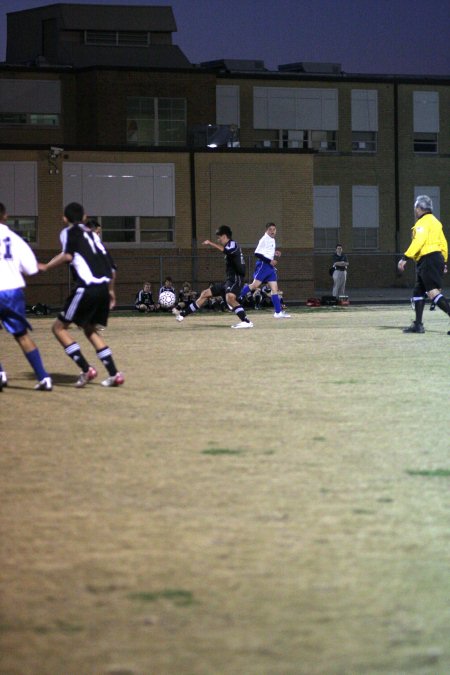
[0,219,52,390]
[173,226,253,328]
[59,223,113,327]
[399,195,450,334]
[135,287,155,312]
[209,238,246,299]
[39,202,124,387]
[240,223,290,318]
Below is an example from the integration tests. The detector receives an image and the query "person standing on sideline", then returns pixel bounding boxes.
[0,202,52,391]
[398,195,449,334]
[173,225,253,329]
[38,202,124,387]
[331,244,349,298]
[239,222,290,318]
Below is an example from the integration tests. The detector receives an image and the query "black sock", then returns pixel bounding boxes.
[433,293,450,316]
[65,342,90,372]
[183,301,199,316]
[414,298,425,324]
[234,305,249,322]
[96,346,117,376]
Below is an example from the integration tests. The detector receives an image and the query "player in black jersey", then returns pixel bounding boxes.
[39,202,124,387]
[173,225,253,329]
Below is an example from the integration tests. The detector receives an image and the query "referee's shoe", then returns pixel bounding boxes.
[403,321,425,333]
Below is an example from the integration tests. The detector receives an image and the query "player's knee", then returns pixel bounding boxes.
[13,330,27,341]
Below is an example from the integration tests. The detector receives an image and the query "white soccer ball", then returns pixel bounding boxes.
[159,290,176,308]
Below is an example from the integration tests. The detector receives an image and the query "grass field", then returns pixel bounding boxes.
[1,305,449,675]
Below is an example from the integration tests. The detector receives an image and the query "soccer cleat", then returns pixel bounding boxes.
[75,366,98,388]
[34,376,53,391]
[403,322,425,334]
[274,311,291,318]
[0,371,7,391]
[231,321,253,329]
[172,308,184,322]
[101,372,125,387]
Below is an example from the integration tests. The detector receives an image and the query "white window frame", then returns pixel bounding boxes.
[216,85,240,126]
[313,186,340,250]
[0,162,38,243]
[254,87,338,130]
[352,186,379,250]
[63,162,176,247]
[413,91,439,133]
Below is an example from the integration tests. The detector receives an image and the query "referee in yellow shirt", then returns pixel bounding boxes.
[398,195,449,334]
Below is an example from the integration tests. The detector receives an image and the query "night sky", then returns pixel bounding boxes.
[1,0,449,76]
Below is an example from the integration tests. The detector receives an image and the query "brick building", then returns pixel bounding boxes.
[0,3,449,305]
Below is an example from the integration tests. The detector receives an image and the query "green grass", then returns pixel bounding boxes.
[406,469,450,477]
[128,589,195,607]
[202,448,243,455]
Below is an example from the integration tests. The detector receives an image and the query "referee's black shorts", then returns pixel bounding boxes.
[58,283,110,327]
[414,251,445,295]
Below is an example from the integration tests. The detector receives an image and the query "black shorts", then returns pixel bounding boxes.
[209,275,243,300]
[413,252,445,295]
[58,283,110,327]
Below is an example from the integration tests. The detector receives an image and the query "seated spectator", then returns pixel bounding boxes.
[253,284,272,310]
[252,284,287,310]
[158,276,176,311]
[135,282,157,313]
[177,281,197,310]
[204,294,227,311]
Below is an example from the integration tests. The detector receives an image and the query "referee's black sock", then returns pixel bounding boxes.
[414,298,425,324]
[432,293,450,316]
[65,342,90,372]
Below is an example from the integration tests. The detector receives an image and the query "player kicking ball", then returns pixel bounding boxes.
[173,225,253,329]
[240,222,290,318]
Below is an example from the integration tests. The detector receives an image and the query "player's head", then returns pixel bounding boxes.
[86,218,101,235]
[336,243,343,252]
[0,203,7,221]
[216,225,232,241]
[64,202,85,224]
[164,276,173,286]
[414,195,433,214]
[265,222,276,237]
[143,281,151,291]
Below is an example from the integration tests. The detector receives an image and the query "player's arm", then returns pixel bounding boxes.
[108,269,117,310]
[38,252,72,272]
[203,239,224,252]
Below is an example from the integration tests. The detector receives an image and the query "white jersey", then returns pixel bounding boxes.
[0,223,38,291]
[254,232,276,261]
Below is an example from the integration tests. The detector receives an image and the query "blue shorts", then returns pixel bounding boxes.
[253,259,278,284]
[0,288,32,335]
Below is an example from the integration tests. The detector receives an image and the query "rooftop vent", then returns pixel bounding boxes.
[278,62,342,74]
[201,59,267,72]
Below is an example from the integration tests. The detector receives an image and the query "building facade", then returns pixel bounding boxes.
[0,4,449,304]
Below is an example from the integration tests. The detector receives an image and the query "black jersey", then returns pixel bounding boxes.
[61,223,113,287]
[224,239,246,278]
[135,290,154,306]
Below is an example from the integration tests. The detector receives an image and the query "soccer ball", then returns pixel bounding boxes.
[159,290,176,308]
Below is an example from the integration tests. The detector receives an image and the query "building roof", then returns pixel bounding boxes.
[7,3,178,32]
